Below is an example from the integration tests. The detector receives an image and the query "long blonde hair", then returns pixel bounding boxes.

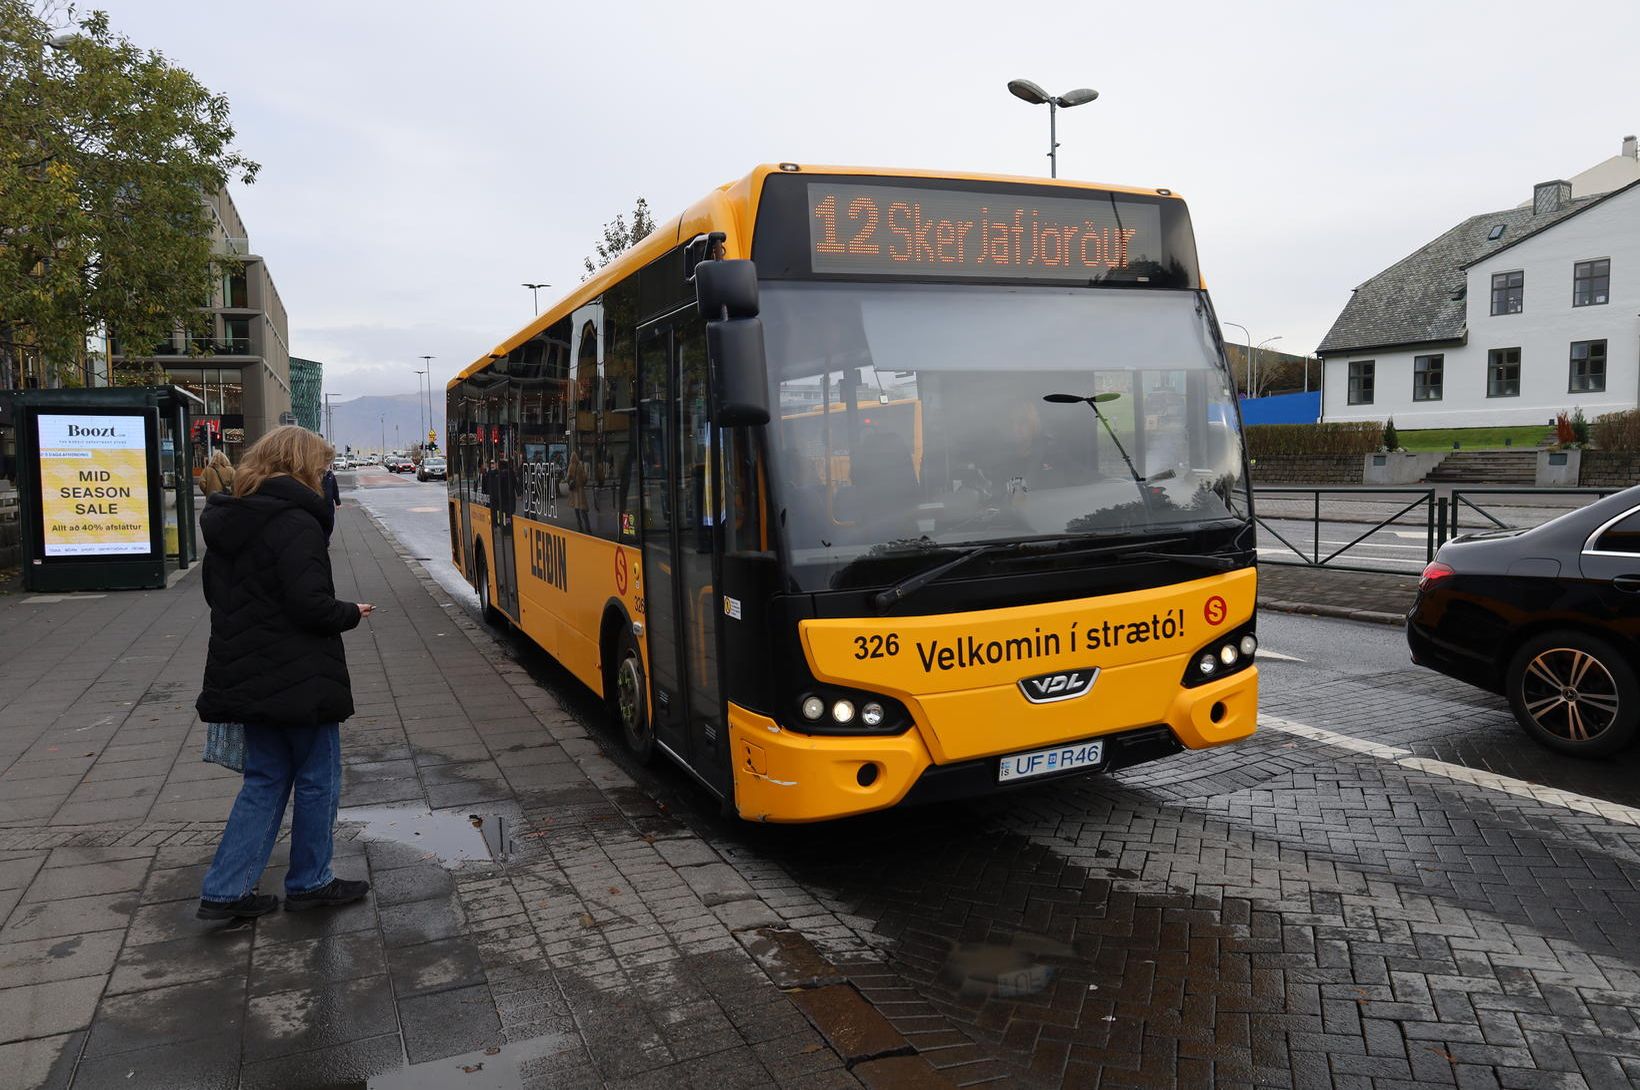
[233,426,334,497]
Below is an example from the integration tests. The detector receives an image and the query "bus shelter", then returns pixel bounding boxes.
[5,386,202,591]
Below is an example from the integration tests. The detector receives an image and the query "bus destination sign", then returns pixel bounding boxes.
[805,181,1165,281]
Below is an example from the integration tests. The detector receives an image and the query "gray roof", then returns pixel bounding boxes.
[1316,196,1600,356]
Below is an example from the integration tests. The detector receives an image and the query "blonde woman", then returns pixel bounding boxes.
[199,449,235,498]
[194,426,374,919]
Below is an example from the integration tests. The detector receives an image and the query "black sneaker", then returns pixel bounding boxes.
[197,892,279,920]
[284,877,371,912]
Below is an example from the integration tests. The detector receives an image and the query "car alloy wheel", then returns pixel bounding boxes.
[1507,630,1639,757]
[1520,647,1620,742]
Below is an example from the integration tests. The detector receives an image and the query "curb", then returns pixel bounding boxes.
[1259,598,1406,627]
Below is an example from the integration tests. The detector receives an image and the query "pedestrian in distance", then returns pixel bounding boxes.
[568,449,590,532]
[323,467,341,508]
[194,425,374,920]
[199,449,235,499]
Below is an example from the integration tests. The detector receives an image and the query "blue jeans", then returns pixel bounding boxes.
[201,723,341,902]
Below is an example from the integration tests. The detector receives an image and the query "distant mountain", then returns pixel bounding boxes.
[324,392,446,455]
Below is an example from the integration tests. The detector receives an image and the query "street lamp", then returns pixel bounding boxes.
[379,413,386,460]
[419,355,436,448]
[523,283,550,315]
[1224,322,1252,398]
[1007,79,1098,178]
[412,369,426,452]
[1253,336,1283,398]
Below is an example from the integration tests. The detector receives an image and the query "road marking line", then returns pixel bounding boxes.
[1259,715,1640,828]
[1256,649,1306,663]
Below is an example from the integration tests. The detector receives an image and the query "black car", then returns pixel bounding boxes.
[1408,485,1640,756]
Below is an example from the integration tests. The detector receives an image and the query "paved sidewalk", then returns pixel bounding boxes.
[0,503,933,1089]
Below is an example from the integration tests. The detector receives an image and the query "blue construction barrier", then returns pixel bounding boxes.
[1239,391,1320,426]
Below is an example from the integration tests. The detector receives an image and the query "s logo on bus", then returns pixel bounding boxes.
[1204,595,1227,626]
[1017,667,1100,705]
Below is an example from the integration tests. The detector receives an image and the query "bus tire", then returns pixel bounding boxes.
[610,628,655,764]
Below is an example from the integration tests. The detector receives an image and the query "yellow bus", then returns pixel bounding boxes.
[447,164,1258,822]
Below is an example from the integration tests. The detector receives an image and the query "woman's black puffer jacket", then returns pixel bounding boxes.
[195,475,361,727]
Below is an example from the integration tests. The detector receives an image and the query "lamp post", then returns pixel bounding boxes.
[379,413,386,460]
[412,369,426,453]
[1007,80,1098,178]
[1224,322,1253,398]
[1253,336,1283,398]
[419,355,436,449]
[522,283,550,315]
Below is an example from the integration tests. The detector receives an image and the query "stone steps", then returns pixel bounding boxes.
[1423,450,1538,484]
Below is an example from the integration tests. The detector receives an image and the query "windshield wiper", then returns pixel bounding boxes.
[871,534,1191,613]
[1114,550,1242,571]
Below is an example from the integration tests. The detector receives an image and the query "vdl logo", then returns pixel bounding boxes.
[1017,667,1100,704]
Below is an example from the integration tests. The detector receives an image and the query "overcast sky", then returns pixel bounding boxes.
[95,0,1640,401]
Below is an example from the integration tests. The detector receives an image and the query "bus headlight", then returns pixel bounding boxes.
[800,696,825,721]
[831,700,856,724]
[860,702,885,727]
[1184,626,1257,687]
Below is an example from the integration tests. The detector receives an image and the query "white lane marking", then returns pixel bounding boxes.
[1259,715,1640,828]
[1256,649,1306,663]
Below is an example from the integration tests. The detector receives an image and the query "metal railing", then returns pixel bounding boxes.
[1253,485,1623,573]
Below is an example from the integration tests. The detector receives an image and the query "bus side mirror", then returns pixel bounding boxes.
[695,259,759,320]
[707,319,770,427]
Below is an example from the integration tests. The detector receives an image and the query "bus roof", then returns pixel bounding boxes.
[452,165,1186,387]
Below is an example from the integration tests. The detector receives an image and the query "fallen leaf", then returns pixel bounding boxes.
[484,1046,501,1055]
[460,1062,484,1073]
[579,913,596,928]
[608,886,622,896]
[801,1043,824,1054]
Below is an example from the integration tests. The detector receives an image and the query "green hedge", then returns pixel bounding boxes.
[1244,422,1382,458]
[1592,409,1640,451]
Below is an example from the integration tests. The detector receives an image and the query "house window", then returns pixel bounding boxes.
[1412,354,1444,401]
[1347,360,1375,405]
[1487,348,1521,397]
[1570,340,1607,393]
[1490,271,1524,315]
[1573,259,1610,307]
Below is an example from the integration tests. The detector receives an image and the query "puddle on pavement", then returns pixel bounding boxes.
[941,933,1077,999]
[368,1031,575,1089]
[338,806,513,867]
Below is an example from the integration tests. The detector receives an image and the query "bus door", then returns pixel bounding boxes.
[486,392,521,620]
[638,313,729,795]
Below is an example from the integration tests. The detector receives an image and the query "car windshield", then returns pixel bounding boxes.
[759,282,1249,590]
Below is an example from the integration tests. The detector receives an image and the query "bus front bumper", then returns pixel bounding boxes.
[728,666,1257,823]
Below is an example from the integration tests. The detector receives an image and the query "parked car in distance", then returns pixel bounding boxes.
[416,459,447,482]
[1408,485,1640,756]
[331,457,349,472]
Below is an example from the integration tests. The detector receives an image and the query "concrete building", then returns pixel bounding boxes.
[113,189,291,463]
[1318,136,1640,429]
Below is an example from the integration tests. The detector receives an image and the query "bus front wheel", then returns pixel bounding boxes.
[611,629,655,764]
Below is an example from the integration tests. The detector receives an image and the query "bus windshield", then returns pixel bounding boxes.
[759,282,1249,591]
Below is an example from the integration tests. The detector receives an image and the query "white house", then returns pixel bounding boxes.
[1318,136,1640,429]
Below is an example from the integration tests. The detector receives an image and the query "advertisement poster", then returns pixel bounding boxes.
[36,414,152,557]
